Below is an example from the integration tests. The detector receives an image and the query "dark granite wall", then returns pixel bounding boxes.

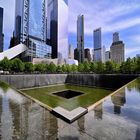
[0,74,67,89]
[0,74,138,89]
[66,74,138,89]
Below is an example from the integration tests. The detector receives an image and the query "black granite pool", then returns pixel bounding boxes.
[53,90,84,99]
[0,78,140,139]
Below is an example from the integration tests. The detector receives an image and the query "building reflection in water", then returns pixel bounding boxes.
[94,103,103,120]
[0,86,59,140]
[0,96,2,140]
[111,89,126,114]
[77,116,85,132]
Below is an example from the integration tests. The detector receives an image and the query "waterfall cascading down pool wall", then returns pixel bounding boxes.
[66,74,139,89]
[0,74,67,89]
[0,74,138,89]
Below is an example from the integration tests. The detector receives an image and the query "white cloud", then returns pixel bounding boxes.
[125,46,140,58]
[68,0,140,35]
[103,17,140,33]
[130,35,140,44]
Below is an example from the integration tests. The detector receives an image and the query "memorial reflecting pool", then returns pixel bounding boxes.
[0,78,140,140]
[21,85,113,110]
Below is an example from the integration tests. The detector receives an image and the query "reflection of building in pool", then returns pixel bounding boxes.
[111,90,126,114]
[77,116,85,132]
[21,103,58,139]
[94,103,103,120]
[0,96,2,136]
[9,100,22,139]
[0,88,59,139]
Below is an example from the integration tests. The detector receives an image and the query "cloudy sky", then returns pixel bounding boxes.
[0,0,140,58]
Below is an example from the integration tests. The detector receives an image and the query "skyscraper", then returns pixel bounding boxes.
[14,0,51,61]
[74,48,79,61]
[68,44,74,59]
[77,15,84,63]
[94,28,103,62]
[102,45,106,63]
[0,7,4,52]
[113,32,119,43]
[105,51,111,62]
[47,0,68,59]
[110,32,125,64]
[84,48,91,61]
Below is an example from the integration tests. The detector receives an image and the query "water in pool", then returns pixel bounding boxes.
[0,78,140,139]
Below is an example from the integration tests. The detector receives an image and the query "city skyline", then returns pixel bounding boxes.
[0,0,140,59]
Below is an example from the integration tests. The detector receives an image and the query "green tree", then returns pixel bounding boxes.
[24,62,34,72]
[71,64,77,72]
[114,63,120,73]
[95,61,105,74]
[48,62,57,73]
[56,65,63,73]
[78,63,84,72]
[83,61,90,72]
[62,65,67,73]
[125,58,133,74]
[135,56,140,73]
[45,64,49,73]
[120,62,126,74]
[11,58,24,72]
[90,62,95,73]
[105,61,116,74]
[0,57,11,71]
[34,64,46,73]
[65,64,71,73]
[120,58,135,74]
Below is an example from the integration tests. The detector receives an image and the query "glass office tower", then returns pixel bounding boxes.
[14,0,51,61]
[47,0,68,59]
[113,32,119,43]
[94,28,103,62]
[0,7,4,52]
[77,15,84,63]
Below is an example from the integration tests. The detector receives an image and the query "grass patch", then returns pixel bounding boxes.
[21,85,113,111]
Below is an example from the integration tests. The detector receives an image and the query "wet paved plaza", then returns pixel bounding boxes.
[0,78,140,140]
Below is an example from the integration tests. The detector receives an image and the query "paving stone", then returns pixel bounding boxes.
[52,106,88,123]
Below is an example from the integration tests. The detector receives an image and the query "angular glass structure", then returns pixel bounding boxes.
[14,0,51,61]
[47,0,68,59]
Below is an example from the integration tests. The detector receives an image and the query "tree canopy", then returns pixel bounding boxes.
[0,56,140,74]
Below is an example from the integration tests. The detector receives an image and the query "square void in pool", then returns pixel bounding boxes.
[53,90,84,99]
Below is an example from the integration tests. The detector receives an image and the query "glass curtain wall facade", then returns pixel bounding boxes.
[77,15,84,63]
[0,7,4,52]
[47,0,68,59]
[113,32,119,43]
[29,0,46,41]
[14,0,51,61]
[94,28,103,62]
